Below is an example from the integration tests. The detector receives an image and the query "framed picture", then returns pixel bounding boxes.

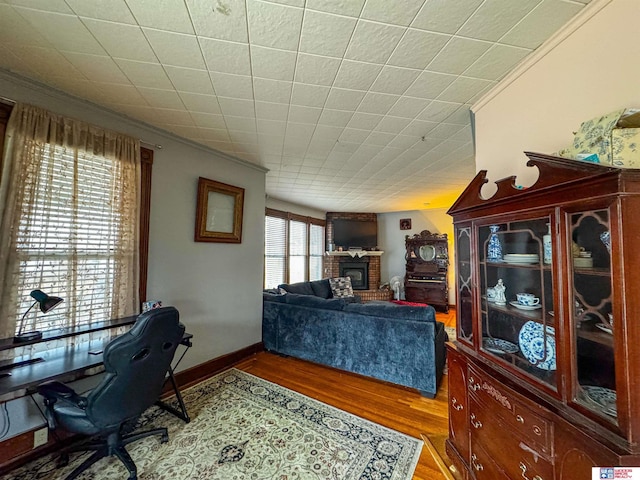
[195,177,244,243]
[400,218,412,230]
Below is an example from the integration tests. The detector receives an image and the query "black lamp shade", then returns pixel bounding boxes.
[30,289,64,313]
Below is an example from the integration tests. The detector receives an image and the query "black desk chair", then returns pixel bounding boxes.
[38,306,185,480]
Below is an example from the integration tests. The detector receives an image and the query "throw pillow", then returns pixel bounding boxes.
[329,277,354,298]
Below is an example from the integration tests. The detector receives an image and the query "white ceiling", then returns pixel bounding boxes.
[0,0,591,213]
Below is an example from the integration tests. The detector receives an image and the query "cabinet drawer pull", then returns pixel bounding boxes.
[520,462,543,480]
[451,397,464,411]
[471,454,484,471]
[470,413,483,429]
[468,377,481,391]
[516,414,524,423]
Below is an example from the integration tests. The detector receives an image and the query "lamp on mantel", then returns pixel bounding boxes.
[14,290,63,343]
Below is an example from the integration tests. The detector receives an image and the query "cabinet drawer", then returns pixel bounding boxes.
[469,436,510,480]
[469,397,554,480]
[468,365,552,454]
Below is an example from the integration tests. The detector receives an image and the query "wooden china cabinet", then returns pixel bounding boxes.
[446,152,640,479]
[404,230,449,312]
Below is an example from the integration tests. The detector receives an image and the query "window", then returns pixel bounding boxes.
[0,103,152,338]
[264,208,325,289]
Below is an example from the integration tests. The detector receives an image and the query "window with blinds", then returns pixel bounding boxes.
[13,143,131,333]
[264,209,325,289]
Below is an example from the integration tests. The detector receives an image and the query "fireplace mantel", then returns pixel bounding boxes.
[325,250,383,258]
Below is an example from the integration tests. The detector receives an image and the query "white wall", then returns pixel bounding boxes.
[0,70,267,371]
[378,208,455,304]
[473,0,639,190]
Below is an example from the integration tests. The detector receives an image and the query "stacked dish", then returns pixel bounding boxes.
[583,386,617,417]
[504,253,539,264]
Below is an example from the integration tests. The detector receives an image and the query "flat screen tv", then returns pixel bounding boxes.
[332,219,377,250]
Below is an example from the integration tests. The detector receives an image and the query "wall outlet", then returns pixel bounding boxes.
[33,428,48,448]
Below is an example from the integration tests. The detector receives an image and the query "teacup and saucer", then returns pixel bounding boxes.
[516,293,540,307]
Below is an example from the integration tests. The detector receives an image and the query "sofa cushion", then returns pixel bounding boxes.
[285,293,346,311]
[344,302,434,322]
[278,281,315,296]
[310,279,333,299]
[329,277,354,298]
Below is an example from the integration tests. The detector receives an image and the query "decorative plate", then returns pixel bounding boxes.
[583,386,617,417]
[483,337,519,354]
[595,323,613,335]
[504,254,539,264]
[509,300,542,311]
[518,321,556,370]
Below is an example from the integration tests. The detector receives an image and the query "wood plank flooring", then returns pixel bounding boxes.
[235,310,455,480]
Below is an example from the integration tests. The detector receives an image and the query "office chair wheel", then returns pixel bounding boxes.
[56,453,69,468]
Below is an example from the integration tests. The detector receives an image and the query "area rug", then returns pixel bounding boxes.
[3,369,423,480]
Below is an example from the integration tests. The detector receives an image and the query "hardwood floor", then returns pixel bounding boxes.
[235,310,455,480]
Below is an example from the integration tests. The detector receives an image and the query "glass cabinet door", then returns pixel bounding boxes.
[570,209,616,424]
[455,226,473,344]
[478,218,557,390]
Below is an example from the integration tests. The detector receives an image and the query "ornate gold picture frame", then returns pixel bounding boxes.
[195,177,244,243]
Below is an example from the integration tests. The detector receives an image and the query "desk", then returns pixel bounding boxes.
[0,317,192,422]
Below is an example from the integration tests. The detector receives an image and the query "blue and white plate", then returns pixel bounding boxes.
[583,386,617,417]
[518,321,556,370]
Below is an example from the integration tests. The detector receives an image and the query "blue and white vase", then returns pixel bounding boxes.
[487,225,502,262]
[543,223,552,264]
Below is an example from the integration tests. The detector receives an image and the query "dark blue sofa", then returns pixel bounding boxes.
[262,280,447,398]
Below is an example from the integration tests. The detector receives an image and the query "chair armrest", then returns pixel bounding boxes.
[38,381,88,408]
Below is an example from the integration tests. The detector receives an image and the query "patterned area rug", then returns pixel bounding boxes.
[3,369,422,480]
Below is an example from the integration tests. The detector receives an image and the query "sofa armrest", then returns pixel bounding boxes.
[433,321,447,392]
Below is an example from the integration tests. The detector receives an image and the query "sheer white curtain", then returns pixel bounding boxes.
[0,103,141,340]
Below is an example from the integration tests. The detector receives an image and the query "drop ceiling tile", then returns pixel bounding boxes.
[467,81,496,104]
[375,116,411,134]
[115,59,172,88]
[256,103,289,123]
[345,20,405,64]
[388,134,419,149]
[426,122,466,139]
[445,104,472,125]
[218,97,256,117]
[288,105,322,124]
[463,44,530,80]
[82,19,156,63]
[325,88,365,110]
[361,0,425,26]
[224,115,257,132]
[294,53,341,86]
[10,0,72,13]
[501,0,583,49]
[370,66,420,95]
[357,92,400,115]
[404,71,456,99]
[186,0,248,42]
[388,29,450,69]
[417,101,460,122]
[258,119,286,135]
[339,128,370,144]
[437,76,493,103]
[63,52,129,83]
[164,65,214,94]
[66,0,136,23]
[210,72,253,100]
[251,46,296,81]
[247,0,303,51]
[305,0,365,17]
[402,119,437,137]
[191,112,227,128]
[126,0,195,34]
[200,37,251,75]
[314,125,343,142]
[318,109,353,127]
[0,5,50,47]
[286,122,315,139]
[14,8,106,55]
[333,60,382,91]
[2,45,82,79]
[143,108,193,124]
[299,10,357,58]
[253,78,292,103]
[137,87,184,109]
[411,0,482,34]
[291,83,330,107]
[179,92,222,114]
[92,82,148,105]
[347,112,383,130]
[459,0,538,42]
[387,96,429,118]
[427,37,491,75]
[143,29,206,69]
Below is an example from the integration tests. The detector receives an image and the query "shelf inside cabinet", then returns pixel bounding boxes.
[573,266,610,276]
[577,326,614,347]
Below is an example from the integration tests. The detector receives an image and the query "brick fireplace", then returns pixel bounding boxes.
[324,212,392,302]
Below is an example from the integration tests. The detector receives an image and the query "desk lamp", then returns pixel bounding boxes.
[14,290,64,343]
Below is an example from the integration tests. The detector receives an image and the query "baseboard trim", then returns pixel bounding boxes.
[0,342,264,474]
